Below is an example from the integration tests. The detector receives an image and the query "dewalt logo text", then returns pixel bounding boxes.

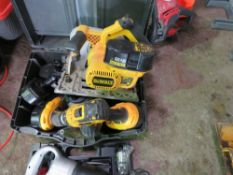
[92,77,114,87]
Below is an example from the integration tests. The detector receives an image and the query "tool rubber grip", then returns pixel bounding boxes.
[70,31,87,52]
[119,16,134,29]
[119,16,149,43]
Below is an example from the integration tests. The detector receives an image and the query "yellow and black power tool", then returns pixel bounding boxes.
[33,97,139,138]
[70,16,155,90]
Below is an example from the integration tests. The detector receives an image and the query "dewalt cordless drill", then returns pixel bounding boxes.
[35,97,139,138]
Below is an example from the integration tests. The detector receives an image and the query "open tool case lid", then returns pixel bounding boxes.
[12,0,154,51]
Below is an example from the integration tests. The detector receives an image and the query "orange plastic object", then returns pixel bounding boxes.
[106,102,139,130]
[220,125,233,142]
[177,0,195,10]
[40,97,62,131]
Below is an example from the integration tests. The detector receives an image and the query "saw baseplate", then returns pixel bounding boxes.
[54,71,139,102]
[206,0,233,31]
[54,42,139,102]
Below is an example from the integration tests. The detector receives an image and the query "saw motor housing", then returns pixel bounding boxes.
[72,17,155,90]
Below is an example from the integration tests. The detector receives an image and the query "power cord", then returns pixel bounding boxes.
[0,65,9,86]
[0,106,14,152]
[0,58,13,151]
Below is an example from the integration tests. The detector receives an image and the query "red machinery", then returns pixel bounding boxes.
[177,0,195,10]
[0,0,13,20]
[0,0,22,40]
[150,0,196,42]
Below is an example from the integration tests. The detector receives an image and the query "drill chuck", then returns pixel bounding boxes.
[51,112,67,127]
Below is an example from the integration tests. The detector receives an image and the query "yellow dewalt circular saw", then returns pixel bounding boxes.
[35,97,139,138]
[70,16,155,90]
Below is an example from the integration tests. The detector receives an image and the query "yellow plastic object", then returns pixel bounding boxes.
[65,104,85,128]
[99,20,137,45]
[75,18,146,90]
[76,20,137,47]
[40,97,139,131]
[106,102,139,130]
[220,125,233,142]
[65,100,105,128]
[40,97,62,131]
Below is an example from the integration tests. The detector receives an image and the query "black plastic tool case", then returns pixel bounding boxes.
[11,0,150,148]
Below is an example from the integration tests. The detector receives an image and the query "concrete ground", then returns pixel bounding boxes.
[0,1,233,174]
